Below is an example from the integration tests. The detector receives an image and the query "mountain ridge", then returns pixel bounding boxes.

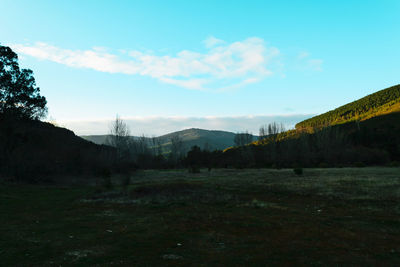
[81,128,258,152]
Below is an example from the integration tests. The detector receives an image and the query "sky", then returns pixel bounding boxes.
[1,0,399,135]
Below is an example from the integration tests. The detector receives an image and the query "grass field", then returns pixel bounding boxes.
[1,168,400,266]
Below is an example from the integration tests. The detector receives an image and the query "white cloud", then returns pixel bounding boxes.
[62,114,313,136]
[159,77,207,90]
[11,37,280,90]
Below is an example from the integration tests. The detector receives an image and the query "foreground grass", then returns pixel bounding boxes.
[1,167,400,266]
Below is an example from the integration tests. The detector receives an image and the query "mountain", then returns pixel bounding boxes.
[81,128,257,153]
[295,84,400,130]
[80,134,111,145]
[157,128,244,152]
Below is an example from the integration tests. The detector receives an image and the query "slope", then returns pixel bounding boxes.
[0,116,114,181]
[295,84,400,130]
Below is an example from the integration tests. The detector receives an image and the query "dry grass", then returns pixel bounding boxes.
[1,167,399,266]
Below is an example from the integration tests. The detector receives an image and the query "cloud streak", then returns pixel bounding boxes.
[12,37,280,90]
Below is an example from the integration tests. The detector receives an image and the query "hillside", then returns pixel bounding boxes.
[82,128,257,153]
[157,128,245,152]
[0,116,114,181]
[228,84,400,168]
[80,134,111,145]
[295,84,400,130]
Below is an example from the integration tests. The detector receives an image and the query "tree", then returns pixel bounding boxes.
[0,45,47,120]
[259,126,267,140]
[170,134,184,164]
[186,145,202,173]
[106,115,131,161]
[234,131,253,146]
[258,122,286,142]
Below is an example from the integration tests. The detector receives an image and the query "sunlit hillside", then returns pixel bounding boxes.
[295,84,400,130]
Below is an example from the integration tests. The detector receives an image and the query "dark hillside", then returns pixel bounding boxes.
[0,116,114,182]
[296,84,400,130]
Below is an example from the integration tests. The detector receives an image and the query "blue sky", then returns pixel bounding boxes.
[1,0,399,135]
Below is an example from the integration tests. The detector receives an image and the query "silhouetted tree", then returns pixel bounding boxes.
[0,45,47,120]
[186,145,202,172]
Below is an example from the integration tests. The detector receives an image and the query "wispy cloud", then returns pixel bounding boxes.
[203,36,225,48]
[61,114,313,136]
[296,51,323,72]
[307,59,323,71]
[12,37,280,90]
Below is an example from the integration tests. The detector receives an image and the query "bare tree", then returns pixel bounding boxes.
[170,134,184,162]
[234,131,253,146]
[150,136,158,156]
[106,115,131,160]
[259,125,267,140]
[137,135,148,155]
[156,138,163,156]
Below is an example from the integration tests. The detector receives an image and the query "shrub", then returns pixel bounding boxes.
[189,165,200,173]
[293,168,303,175]
[388,161,400,167]
[318,162,329,168]
[354,162,366,168]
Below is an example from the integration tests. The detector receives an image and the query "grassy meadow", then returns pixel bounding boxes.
[1,167,400,266]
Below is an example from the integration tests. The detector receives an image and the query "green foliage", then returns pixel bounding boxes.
[296,84,400,130]
[0,45,47,120]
